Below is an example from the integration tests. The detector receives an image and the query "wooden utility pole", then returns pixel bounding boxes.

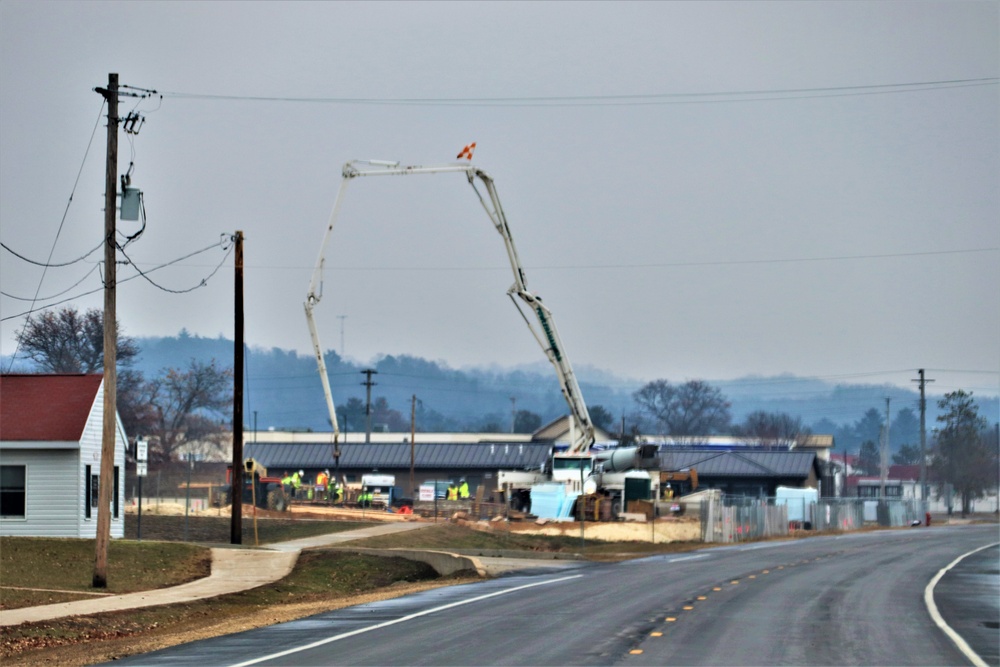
[361,369,377,443]
[93,73,119,589]
[231,231,244,544]
[410,394,417,495]
[880,397,891,499]
[913,369,933,509]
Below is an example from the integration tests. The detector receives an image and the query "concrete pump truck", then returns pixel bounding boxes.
[304,157,658,518]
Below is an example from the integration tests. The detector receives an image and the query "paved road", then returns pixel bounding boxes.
[114,526,998,666]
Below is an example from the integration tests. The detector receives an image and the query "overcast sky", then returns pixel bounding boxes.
[1,1,997,398]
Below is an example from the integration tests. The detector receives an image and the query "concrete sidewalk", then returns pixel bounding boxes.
[0,521,434,627]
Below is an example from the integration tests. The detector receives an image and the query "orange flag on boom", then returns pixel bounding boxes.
[456,142,476,160]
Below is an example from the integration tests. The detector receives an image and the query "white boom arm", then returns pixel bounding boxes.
[304,160,596,453]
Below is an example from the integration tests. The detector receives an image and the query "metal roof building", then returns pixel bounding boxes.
[243,441,552,495]
[658,449,821,497]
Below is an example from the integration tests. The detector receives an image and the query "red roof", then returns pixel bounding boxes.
[0,374,103,441]
[888,464,921,481]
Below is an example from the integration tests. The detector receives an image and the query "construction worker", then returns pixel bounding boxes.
[291,470,302,498]
[446,482,458,501]
[458,478,470,499]
[316,469,329,500]
[281,471,293,494]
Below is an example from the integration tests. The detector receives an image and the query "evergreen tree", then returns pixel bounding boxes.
[931,390,997,517]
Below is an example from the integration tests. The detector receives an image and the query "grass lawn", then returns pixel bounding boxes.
[0,538,210,609]
[1,515,378,609]
[1,551,445,666]
[124,513,377,544]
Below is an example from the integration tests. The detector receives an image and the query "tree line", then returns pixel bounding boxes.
[12,307,232,463]
[10,306,998,514]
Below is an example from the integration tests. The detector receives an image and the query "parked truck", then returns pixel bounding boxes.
[219,458,291,512]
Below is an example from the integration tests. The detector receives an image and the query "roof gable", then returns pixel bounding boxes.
[0,374,102,441]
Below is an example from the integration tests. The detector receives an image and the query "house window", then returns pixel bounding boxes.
[85,465,120,519]
[0,465,26,518]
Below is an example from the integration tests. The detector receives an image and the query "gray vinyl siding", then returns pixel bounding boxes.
[0,449,79,537]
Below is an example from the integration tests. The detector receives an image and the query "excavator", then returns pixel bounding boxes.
[304,157,658,515]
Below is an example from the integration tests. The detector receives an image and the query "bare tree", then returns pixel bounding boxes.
[632,379,731,436]
[15,306,138,373]
[146,359,233,462]
[735,410,811,445]
[14,306,148,438]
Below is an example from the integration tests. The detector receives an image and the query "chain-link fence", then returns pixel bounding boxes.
[702,494,925,543]
[125,462,229,514]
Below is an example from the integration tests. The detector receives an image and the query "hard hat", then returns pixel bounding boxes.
[325,469,330,474]
[299,470,304,476]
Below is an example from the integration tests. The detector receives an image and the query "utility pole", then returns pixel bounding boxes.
[410,394,417,496]
[93,73,119,589]
[361,369,377,443]
[510,396,517,434]
[231,231,244,545]
[880,397,891,499]
[913,369,934,508]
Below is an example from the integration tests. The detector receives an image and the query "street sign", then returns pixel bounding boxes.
[137,439,148,462]
[137,462,148,477]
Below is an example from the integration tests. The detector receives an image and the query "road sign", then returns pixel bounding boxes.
[137,462,148,477]
[137,439,148,462]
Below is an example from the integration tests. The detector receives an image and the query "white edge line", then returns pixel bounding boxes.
[668,555,708,563]
[229,574,584,667]
[923,541,998,667]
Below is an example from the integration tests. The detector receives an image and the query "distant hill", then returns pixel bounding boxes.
[34,332,999,452]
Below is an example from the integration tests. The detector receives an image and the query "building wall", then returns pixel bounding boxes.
[0,449,79,537]
[77,383,125,539]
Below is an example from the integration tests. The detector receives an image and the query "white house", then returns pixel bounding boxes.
[0,374,126,538]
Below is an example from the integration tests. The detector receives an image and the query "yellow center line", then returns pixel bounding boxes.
[650,631,663,637]
[683,605,695,610]
[630,649,643,655]
[697,596,707,600]
[713,587,722,591]
[666,617,677,622]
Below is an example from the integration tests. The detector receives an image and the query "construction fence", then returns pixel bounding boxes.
[700,493,924,543]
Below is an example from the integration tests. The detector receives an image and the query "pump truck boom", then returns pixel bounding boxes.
[305,159,658,516]
[304,159,596,453]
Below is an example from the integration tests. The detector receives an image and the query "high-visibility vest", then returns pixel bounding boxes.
[459,482,470,499]
[447,487,458,500]
[317,472,328,486]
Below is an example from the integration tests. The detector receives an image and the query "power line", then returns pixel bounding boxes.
[245,246,998,274]
[6,100,106,371]
[1,240,104,268]
[1,264,100,301]
[159,78,998,107]
[116,237,234,294]
[0,237,234,322]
